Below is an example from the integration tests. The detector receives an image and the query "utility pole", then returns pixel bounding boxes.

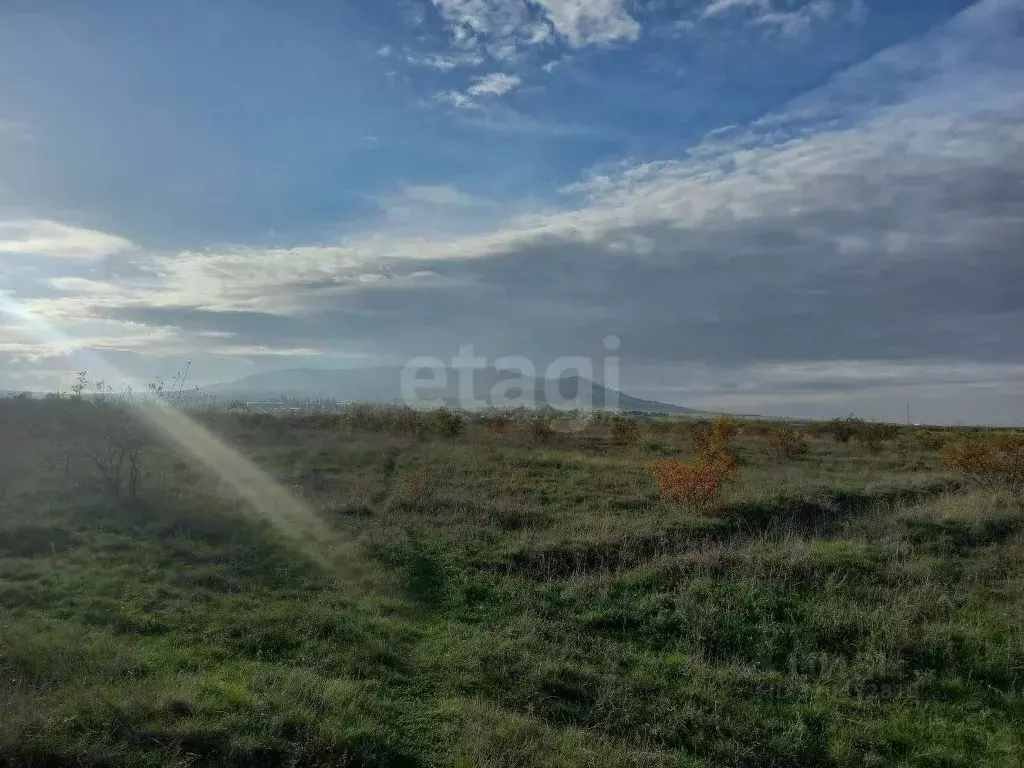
[907,404,911,426]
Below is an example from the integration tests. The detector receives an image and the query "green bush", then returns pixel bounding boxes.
[610,416,641,446]
[433,408,466,439]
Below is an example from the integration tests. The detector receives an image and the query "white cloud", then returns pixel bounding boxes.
[47,277,128,296]
[0,220,135,259]
[209,345,324,358]
[529,0,640,47]
[435,72,522,112]
[700,0,862,36]
[435,90,478,108]
[702,0,768,18]
[0,323,182,363]
[754,0,838,37]
[406,51,485,70]
[467,72,522,95]
[429,0,639,54]
[431,0,532,43]
[23,55,1023,322]
[375,185,488,227]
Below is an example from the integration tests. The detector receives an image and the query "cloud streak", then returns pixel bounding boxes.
[467,72,522,95]
[0,220,135,259]
[701,0,865,36]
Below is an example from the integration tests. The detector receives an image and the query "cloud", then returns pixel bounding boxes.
[702,0,768,18]
[700,0,863,37]
[529,0,640,47]
[0,322,183,364]
[435,72,522,111]
[43,58,1024,355]
[435,90,478,109]
[406,50,485,70]
[754,0,841,37]
[430,0,534,46]
[4,0,1022,420]
[428,0,639,56]
[467,72,522,95]
[375,184,492,230]
[208,345,327,358]
[0,220,135,259]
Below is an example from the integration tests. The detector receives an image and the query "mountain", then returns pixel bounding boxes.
[204,367,699,415]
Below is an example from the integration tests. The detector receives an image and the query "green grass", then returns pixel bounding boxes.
[0,402,1021,766]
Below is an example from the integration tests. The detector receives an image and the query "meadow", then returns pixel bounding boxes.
[0,397,1022,767]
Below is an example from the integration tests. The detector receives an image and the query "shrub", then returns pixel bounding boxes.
[767,427,810,460]
[648,458,734,509]
[915,429,949,451]
[528,415,554,442]
[433,408,465,439]
[942,432,1024,492]
[306,412,342,431]
[340,403,429,436]
[743,421,776,438]
[610,416,641,446]
[823,416,862,443]
[857,421,900,455]
[693,415,741,471]
[646,419,675,436]
[480,412,512,435]
[710,415,740,443]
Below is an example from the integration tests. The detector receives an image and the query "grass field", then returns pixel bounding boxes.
[1,400,1022,767]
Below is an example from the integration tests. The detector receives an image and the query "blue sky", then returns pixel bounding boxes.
[1,0,1022,422]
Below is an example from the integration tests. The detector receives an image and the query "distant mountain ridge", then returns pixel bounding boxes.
[205,366,699,415]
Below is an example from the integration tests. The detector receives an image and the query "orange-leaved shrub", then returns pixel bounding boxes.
[651,415,740,509]
[942,431,1024,492]
[693,415,741,471]
[648,457,735,508]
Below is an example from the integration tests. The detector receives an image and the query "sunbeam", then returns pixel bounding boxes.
[0,289,346,570]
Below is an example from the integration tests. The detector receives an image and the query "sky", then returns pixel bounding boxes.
[0,0,1022,424]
